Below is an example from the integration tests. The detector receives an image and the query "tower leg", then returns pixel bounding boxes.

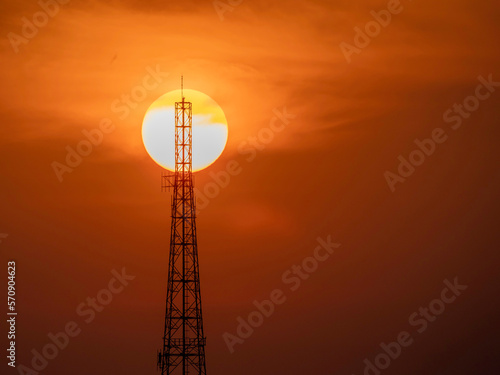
[158,98,207,375]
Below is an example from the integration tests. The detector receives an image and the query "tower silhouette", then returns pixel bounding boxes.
[158,80,207,375]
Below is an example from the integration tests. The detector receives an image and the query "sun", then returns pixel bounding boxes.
[142,89,228,172]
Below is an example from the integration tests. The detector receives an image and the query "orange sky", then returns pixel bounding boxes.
[1,1,499,374]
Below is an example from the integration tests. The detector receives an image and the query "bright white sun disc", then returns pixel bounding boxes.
[142,89,228,172]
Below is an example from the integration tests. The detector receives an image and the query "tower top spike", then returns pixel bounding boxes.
[181,75,184,101]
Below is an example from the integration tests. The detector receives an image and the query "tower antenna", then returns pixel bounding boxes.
[181,75,184,100]
[158,83,207,375]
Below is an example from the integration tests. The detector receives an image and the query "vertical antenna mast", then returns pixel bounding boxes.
[158,77,207,375]
[181,75,184,101]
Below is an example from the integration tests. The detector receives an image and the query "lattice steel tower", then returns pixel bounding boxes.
[158,79,207,375]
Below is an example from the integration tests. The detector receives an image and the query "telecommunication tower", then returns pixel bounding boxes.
[158,78,207,375]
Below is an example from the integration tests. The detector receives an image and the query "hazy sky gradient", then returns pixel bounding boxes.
[1,1,499,374]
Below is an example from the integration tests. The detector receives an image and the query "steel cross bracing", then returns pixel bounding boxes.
[158,95,207,375]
